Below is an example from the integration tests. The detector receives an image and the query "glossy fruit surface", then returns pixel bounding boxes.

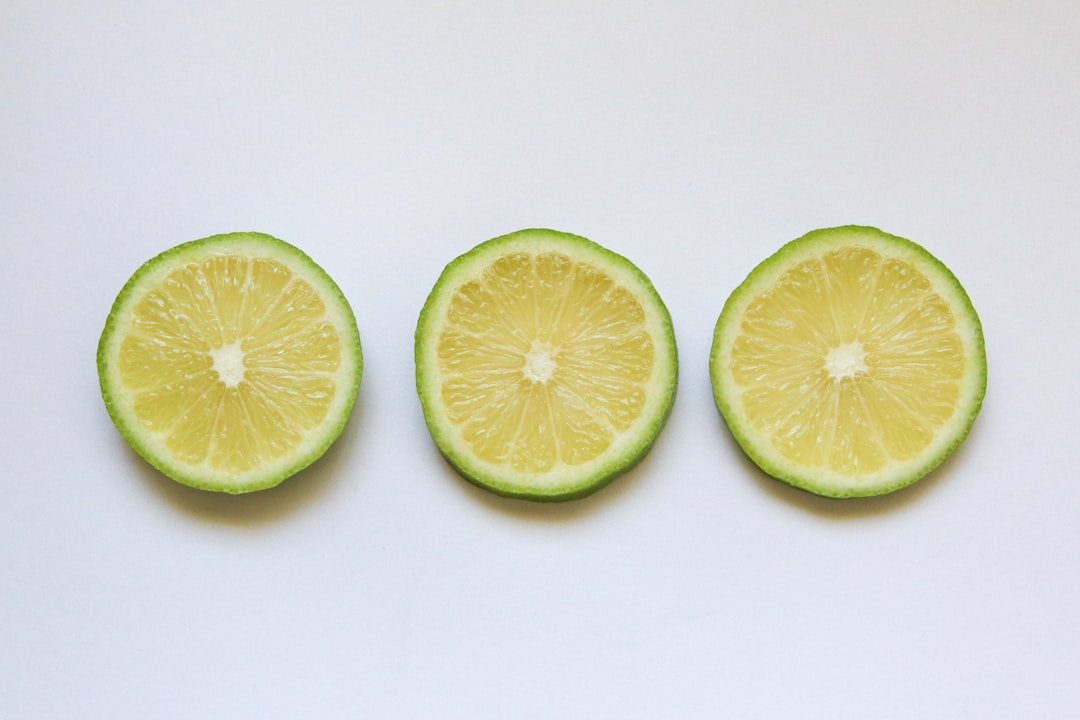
[416,228,678,501]
[98,232,362,493]
[711,226,985,498]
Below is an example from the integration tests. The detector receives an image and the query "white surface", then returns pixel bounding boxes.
[2,2,1078,717]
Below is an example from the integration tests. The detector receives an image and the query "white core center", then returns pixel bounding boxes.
[522,341,557,384]
[824,340,868,380]
[209,340,247,387]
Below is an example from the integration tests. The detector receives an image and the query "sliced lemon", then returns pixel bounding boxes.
[710,226,986,498]
[415,228,678,501]
[98,232,362,493]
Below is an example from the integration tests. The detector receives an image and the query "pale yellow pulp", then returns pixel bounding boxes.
[437,252,655,473]
[117,256,342,473]
[731,246,964,475]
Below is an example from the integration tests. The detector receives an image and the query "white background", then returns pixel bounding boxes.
[3,2,1078,718]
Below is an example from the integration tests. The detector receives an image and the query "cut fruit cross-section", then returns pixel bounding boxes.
[710,226,986,498]
[98,232,362,493]
[415,228,678,501]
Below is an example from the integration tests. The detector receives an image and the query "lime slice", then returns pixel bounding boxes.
[710,226,986,498]
[415,228,678,501]
[98,232,362,493]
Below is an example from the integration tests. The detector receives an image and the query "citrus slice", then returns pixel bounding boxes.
[710,226,986,498]
[97,232,362,493]
[415,228,678,501]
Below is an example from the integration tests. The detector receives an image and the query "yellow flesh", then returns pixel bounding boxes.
[117,256,342,474]
[731,246,964,475]
[437,251,654,473]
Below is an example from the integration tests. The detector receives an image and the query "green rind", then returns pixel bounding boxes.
[710,225,987,499]
[98,231,363,494]
[415,228,678,502]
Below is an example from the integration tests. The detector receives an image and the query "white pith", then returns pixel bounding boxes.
[522,340,558,384]
[209,340,247,388]
[824,340,868,381]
